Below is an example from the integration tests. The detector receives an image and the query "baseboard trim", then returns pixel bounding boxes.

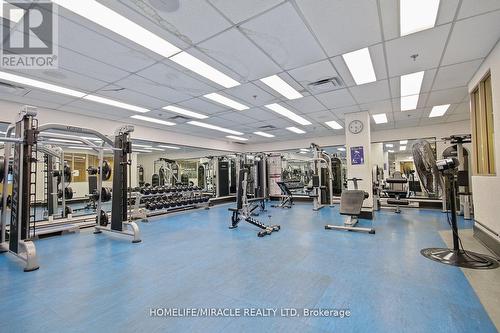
[473,223,500,258]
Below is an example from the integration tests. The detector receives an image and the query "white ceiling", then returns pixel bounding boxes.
[1,0,499,145]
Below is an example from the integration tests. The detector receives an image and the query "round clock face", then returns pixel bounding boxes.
[348,120,364,134]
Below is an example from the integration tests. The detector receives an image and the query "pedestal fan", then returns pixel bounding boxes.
[412,140,499,269]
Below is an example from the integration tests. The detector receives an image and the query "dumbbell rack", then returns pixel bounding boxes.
[129,186,212,218]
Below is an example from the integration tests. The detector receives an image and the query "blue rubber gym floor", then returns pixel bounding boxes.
[0,203,497,333]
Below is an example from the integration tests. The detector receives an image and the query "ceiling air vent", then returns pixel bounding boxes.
[308,77,344,93]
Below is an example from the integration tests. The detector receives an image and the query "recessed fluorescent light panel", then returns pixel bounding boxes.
[260,75,303,100]
[400,140,408,144]
[265,103,312,126]
[226,135,248,141]
[52,0,180,58]
[132,144,152,148]
[342,47,376,85]
[0,71,86,98]
[187,121,243,136]
[163,105,208,119]
[325,120,343,130]
[372,113,388,124]
[148,147,165,151]
[388,150,395,153]
[253,131,275,138]
[400,146,407,151]
[400,71,424,111]
[338,147,346,151]
[300,148,309,152]
[84,95,149,113]
[158,145,181,150]
[286,127,306,134]
[130,115,175,126]
[429,104,450,118]
[170,52,239,88]
[385,144,394,148]
[400,0,440,36]
[204,93,249,111]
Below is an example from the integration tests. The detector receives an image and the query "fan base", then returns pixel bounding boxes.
[421,248,499,269]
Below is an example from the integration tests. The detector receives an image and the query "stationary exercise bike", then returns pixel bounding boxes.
[228,164,280,237]
[325,178,375,234]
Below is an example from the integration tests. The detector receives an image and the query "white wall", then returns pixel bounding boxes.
[468,40,500,244]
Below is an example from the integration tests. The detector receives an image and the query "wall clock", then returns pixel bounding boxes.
[348,120,364,134]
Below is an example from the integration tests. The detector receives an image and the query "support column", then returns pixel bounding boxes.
[345,111,373,218]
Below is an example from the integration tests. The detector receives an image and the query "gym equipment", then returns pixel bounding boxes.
[384,172,409,213]
[308,143,335,210]
[325,178,375,234]
[413,140,499,269]
[273,181,296,208]
[57,187,74,200]
[0,107,40,271]
[87,160,112,181]
[228,164,280,237]
[218,160,230,197]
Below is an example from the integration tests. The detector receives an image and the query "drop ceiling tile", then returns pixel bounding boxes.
[451,102,470,115]
[240,2,325,70]
[296,0,382,56]
[433,59,483,90]
[198,28,281,81]
[110,74,190,103]
[447,113,470,122]
[284,96,326,114]
[330,56,357,87]
[385,24,451,77]
[208,0,283,24]
[371,43,388,81]
[173,47,241,87]
[177,98,229,115]
[94,86,166,109]
[10,68,109,92]
[359,99,393,114]
[244,107,281,121]
[136,62,217,98]
[391,93,428,111]
[0,93,64,110]
[217,111,259,124]
[457,0,500,19]
[145,109,191,124]
[113,0,231,44]
[393,108,424,121]
[349,80,391,104]
[287,59,341,94]
[389,69,437,97]
[442,11,500,65]
[395,118,421,128]
[63,100,137,118]
[56,16,158,72]
[379,0,398,40]
[224,83,277,107]
[419,116,448,125]
[426,86,468,106]
[58,48,130,84]
[306,110,335,122]
[330,105,362,118]
[436,0,460,25]
[23,90,78,106]
[315,89,357,109]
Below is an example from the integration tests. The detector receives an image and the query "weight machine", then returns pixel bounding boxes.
[229,163,280,237]
[325,178,375,234]
[307,143,335,210]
